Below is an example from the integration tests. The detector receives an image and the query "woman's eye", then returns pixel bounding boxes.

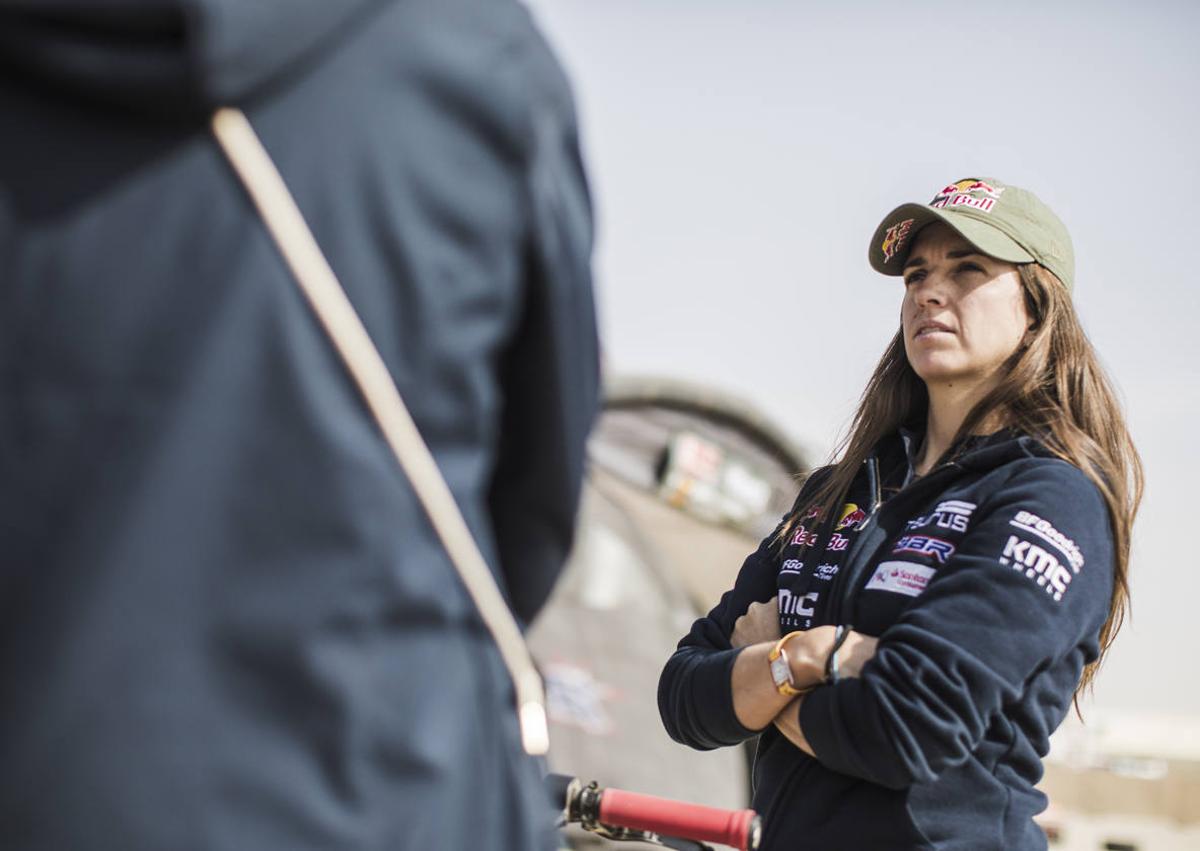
[903,272,924,286]
[956,263,984,275]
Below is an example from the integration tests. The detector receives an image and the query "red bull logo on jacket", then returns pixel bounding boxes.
[791,525,818,547]
[826,533,850,552]
[930,178,1005,213]
[837,503,868,531]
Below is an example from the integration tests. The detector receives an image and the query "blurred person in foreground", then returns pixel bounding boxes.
[0,1,598,848]
[659,178,1142,850]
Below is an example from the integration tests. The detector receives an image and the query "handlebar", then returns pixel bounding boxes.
[547,773,761,851]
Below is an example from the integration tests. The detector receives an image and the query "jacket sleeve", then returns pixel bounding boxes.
[657,479,823,751]
[487,24,600,626]
[798,460,1115,789]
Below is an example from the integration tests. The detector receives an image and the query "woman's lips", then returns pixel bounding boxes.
[914,320,953,339]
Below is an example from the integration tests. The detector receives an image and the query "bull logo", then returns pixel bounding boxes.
[837,503,868,531]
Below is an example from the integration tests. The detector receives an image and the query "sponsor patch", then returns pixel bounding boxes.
[791,525,818,547]
[929,179,1005,214]
[905,500,976,533]
[1009,510,1084,572]
[779,559,804,575]
[865,561,936,597]
[827,533,850,552]
[779,589,818,620]
[931,193,996,212]
[999,534,1075,602]
[892,534,956,564]
[837,503,868,531]
[881,219,914,263]
[815,563,839,581]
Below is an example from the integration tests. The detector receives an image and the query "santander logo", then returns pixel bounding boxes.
[865,561,937,598]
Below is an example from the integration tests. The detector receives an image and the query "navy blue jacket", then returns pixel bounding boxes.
[0,2,597,849]
[658,431,1114,850]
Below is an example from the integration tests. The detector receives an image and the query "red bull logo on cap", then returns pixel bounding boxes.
[881,218,914,263]
[930,178,1005,213]
[939,179,1004,198]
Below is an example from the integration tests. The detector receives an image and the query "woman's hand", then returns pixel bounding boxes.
[728,597,791,731]
[834,631,879,679]
[770,629,881,758]
[779,626,879,682]
[731,598,782,649]
[729,610,881,732]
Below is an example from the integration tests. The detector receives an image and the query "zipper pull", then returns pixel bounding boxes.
[865,456,882,516]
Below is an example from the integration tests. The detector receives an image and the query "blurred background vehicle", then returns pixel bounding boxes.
[528,376,807,847]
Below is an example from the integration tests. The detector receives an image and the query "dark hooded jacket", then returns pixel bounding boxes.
[0,1,599,848]
[659,431,1114,850]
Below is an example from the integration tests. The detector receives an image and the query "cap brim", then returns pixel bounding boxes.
[868,203,1035,276]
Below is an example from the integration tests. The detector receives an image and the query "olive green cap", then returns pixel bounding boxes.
[868,177,1075,290]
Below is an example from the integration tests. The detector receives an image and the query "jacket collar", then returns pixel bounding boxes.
[881,424,1044,481]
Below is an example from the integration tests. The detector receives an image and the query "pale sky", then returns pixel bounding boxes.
[527,0,1200,716]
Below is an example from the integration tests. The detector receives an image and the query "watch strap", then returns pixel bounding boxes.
[768,631,807,697]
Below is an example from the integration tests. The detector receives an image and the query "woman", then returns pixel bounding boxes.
[658,177,1141,850]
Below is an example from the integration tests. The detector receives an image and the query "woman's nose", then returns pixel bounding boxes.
[912,277,945,307]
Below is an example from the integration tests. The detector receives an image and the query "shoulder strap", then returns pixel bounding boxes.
[210,107,549,755]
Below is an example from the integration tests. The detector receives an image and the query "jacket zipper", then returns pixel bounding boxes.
[825,456,881,625]
[832,459,962,625]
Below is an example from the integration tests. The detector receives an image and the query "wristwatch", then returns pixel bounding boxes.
[767,631,807,696]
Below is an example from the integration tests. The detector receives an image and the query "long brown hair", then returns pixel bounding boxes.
[783,264,1142,700]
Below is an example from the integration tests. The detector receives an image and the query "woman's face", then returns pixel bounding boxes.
[901,223,1030,391]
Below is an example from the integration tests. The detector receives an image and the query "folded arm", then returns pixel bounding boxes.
[796,463,1114,789]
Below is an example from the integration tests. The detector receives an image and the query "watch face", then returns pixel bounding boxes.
[770,654,791,688]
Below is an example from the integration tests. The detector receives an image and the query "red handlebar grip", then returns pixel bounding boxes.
[598,788,761,850]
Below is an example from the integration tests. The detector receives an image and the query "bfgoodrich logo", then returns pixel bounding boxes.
[1009,510,1084,572]
[779,559,804,575]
